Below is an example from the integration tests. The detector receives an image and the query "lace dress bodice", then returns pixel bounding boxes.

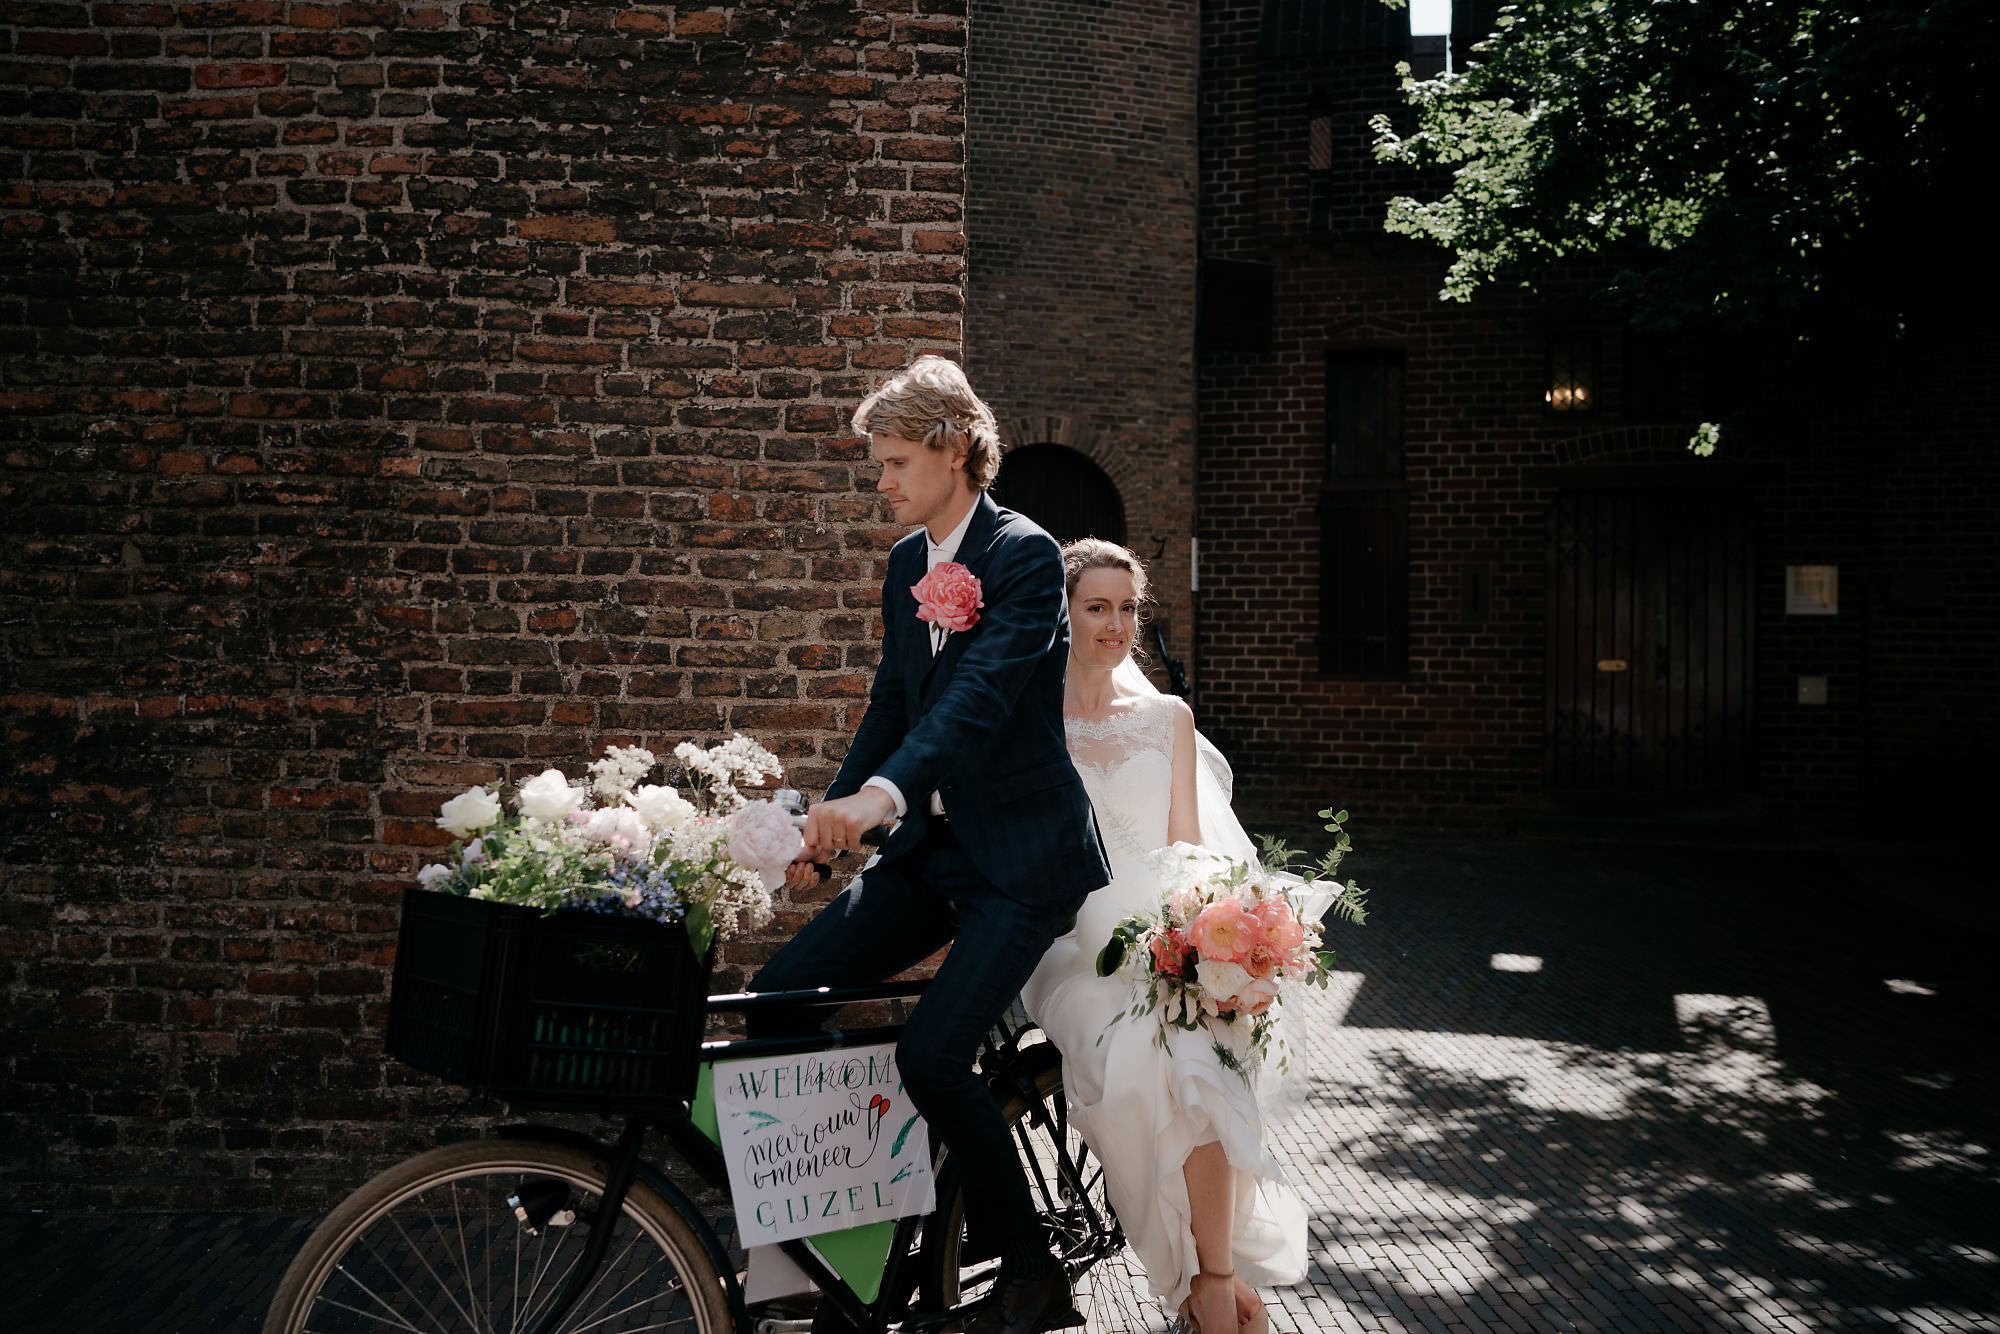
[1064,696,1179,952]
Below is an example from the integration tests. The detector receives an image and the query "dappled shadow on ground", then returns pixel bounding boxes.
[1274,836,2000,1333]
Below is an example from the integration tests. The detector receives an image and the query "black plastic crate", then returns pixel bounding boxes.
[386,889,712,1112]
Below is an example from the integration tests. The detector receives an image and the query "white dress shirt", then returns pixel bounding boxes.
[862,500,979,821]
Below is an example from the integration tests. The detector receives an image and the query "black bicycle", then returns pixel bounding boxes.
[263,892,1146,1334]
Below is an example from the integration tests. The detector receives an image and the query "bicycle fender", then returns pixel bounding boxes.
[493,1122,750,1331]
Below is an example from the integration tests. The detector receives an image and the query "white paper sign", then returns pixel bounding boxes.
[714,1042,936,1245]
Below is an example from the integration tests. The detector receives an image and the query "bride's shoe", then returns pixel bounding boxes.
[1174,1270,1241,1334]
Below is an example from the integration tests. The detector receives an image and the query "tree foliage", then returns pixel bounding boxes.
[1372,0,1997,328]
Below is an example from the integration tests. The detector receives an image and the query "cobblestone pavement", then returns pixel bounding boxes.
[5,836,1996,1333]
[1264,835,2000,1334]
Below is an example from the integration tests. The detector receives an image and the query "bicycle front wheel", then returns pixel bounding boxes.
[264,1138,732,1334]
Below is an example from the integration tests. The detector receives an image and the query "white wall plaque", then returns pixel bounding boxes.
[714,1042,936,1245]
[1785,565,1839,616]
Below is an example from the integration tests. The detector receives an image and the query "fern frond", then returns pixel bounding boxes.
[1325,880,1368,927]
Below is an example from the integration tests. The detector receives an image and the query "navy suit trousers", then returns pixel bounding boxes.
[748,823,1084,1260]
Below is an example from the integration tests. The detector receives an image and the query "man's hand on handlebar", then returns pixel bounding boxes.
[801,789,897,861]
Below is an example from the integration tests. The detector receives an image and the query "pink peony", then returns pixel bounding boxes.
[1252,897,1306,955]
[1187,899,1258,964]
[911,561,983,634]
[1242,942,1278,979]
[1150,929,1191,977]
[727,799,805,891]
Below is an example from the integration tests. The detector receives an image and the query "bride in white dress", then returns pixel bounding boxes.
[1022,540,1306,1334]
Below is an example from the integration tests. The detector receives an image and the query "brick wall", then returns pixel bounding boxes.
[964,0,1199,671]
[0,0,966,1209]
[1197,2,1564,827]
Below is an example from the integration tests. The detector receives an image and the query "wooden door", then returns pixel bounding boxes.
[1545,489,1755,792]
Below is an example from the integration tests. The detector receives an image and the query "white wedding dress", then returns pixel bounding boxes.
[1021,692,1308,1312]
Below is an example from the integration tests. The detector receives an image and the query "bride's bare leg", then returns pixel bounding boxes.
[1183,1141,1257,1334]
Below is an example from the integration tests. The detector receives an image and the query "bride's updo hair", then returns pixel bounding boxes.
[1061,538,1149,603]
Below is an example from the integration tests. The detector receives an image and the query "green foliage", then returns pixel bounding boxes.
[1260,807,1368,927]
[1095,919,1141,977]
[1372,0,1994,328]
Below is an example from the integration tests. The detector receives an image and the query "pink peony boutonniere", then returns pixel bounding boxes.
[912,561,983,635]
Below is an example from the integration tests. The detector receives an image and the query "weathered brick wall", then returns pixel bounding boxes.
[1196,2,1562,826]
[964,0,1199,671]
[0,0,965,1209]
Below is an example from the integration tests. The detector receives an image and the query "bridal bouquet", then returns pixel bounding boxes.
[412,735,799,955]
[1095,807,1367,1068]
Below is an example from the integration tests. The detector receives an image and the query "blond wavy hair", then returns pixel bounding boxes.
[851,355,1004,490]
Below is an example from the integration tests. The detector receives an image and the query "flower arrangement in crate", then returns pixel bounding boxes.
[415,735,801,955]
[1095,808,1368,1075]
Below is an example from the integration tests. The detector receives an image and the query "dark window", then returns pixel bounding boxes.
[1546,330,1599,413]
[1319,349,1408,677]
[1306,113,1335,234]
[989,444,1125,545]
[1326,349,1404,479]
[1197,257,1275,353]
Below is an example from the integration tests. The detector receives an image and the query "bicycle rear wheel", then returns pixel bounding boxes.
[918,1044,1157,1334]
[264,1138,731,1334]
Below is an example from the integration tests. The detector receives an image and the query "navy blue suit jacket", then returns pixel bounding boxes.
[826,493,1110,906]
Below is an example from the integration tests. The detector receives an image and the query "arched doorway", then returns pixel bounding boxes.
[990,444,1125,545]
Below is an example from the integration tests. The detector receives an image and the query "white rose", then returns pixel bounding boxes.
[436,786,503,840]
[417,863,453,888]
[1194,958,1252,1008]
[625,784,695,833]
[726,800,805,891]
[516,769,584,822]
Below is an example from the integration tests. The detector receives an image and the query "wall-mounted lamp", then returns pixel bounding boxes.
[1545,331,1598,412]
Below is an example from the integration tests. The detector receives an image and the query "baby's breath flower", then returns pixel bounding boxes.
[588,745,658,801]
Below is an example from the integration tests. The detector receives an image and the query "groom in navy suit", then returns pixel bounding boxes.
[753,356,1110,1334]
